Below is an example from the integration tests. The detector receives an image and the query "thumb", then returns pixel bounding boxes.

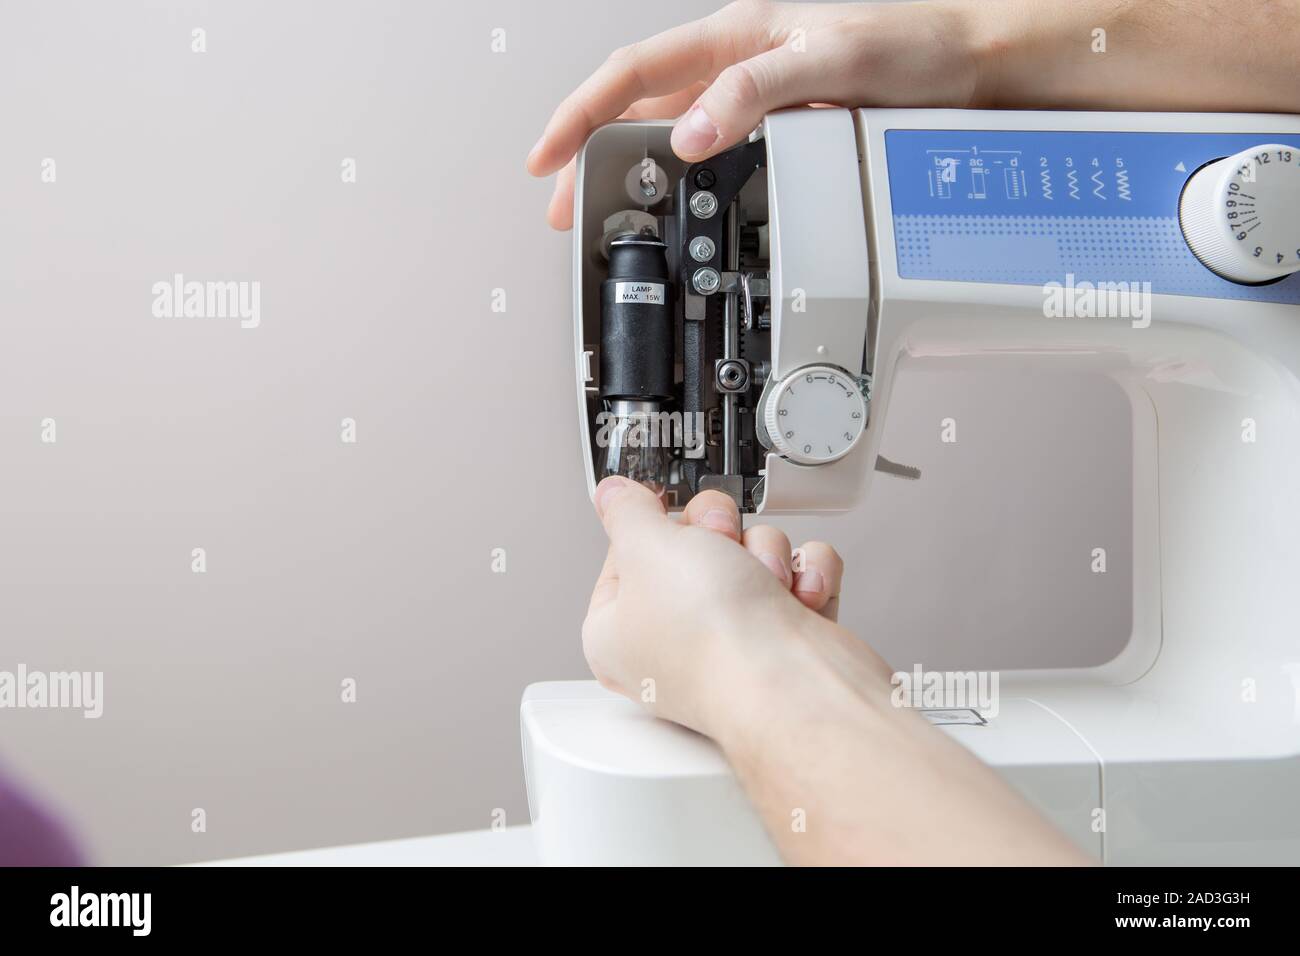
[670,43,853,162]
[594,476,669,544]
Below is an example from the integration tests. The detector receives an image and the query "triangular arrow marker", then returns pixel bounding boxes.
[1174,161,1187,172]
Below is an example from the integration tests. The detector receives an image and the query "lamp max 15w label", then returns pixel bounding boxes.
[613,282,666,305]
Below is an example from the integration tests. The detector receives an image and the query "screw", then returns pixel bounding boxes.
[692,267,721,295]
[694,169,717,190]
[689,190,718,219]
[689,236,715,262]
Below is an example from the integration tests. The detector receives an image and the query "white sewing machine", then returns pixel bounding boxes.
[522,108,1300,865]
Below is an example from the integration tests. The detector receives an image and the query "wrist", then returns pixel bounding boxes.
[928,0,1010,108]
[953,0,1140,109]
[941,0,1053,109]
[703,605,893,762]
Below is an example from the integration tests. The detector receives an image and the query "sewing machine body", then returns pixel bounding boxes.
[525,108,1300,865]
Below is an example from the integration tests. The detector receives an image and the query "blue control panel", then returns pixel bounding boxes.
[884,129,1300,303]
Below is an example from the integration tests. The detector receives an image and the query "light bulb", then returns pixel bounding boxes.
[601,400,668,494]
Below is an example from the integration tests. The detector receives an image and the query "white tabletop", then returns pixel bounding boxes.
[198,825,537,867]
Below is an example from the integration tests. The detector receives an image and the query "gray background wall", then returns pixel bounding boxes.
[0,0,1130,864]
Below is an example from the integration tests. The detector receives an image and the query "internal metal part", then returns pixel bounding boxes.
[625,159,668,207]
[599,209,659,259]
[739,271,756,330]
[587,135,773,512]
[715,358,750,393]
[689,236,716,262]
[698,473,745,502]
[692,267,721,295]
[721,203,741,480]
[689,190,719,219]
[673,138,771,511]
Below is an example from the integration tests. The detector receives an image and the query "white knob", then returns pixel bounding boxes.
[763,365,867,466]
[1179,144,1300,284]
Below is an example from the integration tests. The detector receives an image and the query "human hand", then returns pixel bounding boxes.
[528,0,1300,229]
[526,0,983,229]
[582,475,887,737]
[582,480,1088,866]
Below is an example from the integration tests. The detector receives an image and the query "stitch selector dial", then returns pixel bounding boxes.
[1180,144,1300,284]
[762,365,867,465]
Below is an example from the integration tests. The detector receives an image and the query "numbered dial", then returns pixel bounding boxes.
[763,365,867,466]
[1180,144,1300,284]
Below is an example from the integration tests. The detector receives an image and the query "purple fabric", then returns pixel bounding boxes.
[0,768,85,866]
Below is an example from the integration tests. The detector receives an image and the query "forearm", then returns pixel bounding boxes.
[711,0,1295,862]
[714,615,1091,865]
[964,0,1300,113]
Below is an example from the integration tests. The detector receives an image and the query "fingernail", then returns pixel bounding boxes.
[758,552,790,586]
[672,106,720,156]
[594,477,630,517]
[794,570,824,595]
[699,508,739,536]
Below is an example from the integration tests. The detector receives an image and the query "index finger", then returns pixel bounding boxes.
[525,3,774,177]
